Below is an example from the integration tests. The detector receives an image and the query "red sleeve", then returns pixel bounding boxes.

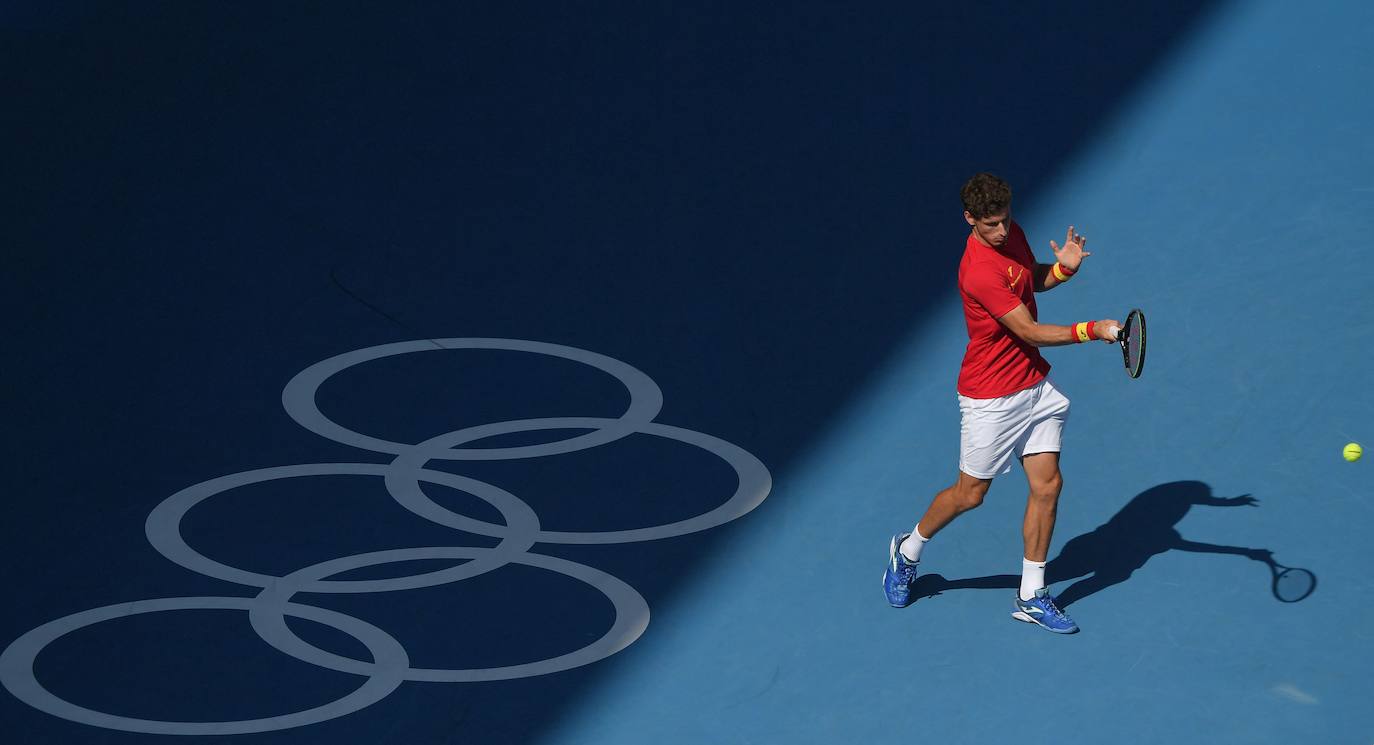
[963,258,1023,318]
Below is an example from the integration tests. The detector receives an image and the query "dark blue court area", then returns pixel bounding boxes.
[5,2,1373,743]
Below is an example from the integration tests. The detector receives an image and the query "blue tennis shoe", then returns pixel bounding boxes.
[883,532,919,607]
[1012,587,1079,634]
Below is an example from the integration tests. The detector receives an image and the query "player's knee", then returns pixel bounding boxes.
[955,480,990,512]
[1029,472,1063,502]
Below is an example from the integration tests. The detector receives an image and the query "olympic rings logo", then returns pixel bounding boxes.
[1,339,772,735]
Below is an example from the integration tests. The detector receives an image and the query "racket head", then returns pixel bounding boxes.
[1273,565,1316,603]
[1120,308,1146,379]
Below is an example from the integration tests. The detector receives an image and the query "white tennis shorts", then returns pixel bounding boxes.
[958,378,1070,480]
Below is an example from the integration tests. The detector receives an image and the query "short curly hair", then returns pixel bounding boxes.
[960,173,1012,218]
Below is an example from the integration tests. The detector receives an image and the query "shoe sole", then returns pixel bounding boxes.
[1011,609,1079,634]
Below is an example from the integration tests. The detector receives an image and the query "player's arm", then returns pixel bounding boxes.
[997,304,1119,347]
[1032,263,1066,292]
[1174,538,1273,562]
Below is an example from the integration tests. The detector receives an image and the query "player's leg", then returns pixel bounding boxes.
[897,471,991,580]
[915,470,993,543]
[1022,451,1062,563]
[884,471,991,607]
[885,389,1019,607]
[1009,380,1078,633]
[1020,451,1063,589]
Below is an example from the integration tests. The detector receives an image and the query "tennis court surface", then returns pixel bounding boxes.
[4,2,1372,743]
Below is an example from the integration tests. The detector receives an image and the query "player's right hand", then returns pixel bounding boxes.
[1094,320,1122,342]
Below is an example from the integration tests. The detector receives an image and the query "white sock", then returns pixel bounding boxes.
[1020,558,1047,601]
[899,527,929,562]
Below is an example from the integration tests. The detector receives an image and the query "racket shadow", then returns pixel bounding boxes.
[906,481,1315,608]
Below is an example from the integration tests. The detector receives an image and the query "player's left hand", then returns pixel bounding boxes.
[1049,225,1090,272]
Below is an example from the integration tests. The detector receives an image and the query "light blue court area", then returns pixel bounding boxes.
[556,5,1374,744]
[3,2,1373,744]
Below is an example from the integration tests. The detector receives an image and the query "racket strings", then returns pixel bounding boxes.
[1274,568,1316,603]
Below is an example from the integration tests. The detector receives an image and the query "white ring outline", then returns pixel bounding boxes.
[0,597,408,736]
[387,418,772,544]
[2,338,772,735]
[248,547,650,682]
[281,339,664,460]
[145,463,541,594]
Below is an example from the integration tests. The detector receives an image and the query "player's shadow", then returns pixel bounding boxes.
[908,480,1310,607]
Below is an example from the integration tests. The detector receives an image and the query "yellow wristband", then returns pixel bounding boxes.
[1052,262,1074,282]
[1073,322,1092,343]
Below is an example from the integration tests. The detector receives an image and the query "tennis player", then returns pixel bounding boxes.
[882,173,1118,634]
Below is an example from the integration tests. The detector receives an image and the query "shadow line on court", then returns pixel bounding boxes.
[907,480,1315,608]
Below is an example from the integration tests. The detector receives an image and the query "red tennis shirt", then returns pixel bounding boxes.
[956,221,1050,398]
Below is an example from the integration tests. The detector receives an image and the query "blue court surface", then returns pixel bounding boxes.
[4,2,1373,743]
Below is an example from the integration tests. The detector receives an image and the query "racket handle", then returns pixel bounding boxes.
[1108,325,1121,341]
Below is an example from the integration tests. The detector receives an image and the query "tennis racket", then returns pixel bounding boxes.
[1268,559,1316,603]
[1108,308,1146,379]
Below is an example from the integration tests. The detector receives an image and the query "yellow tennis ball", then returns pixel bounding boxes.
[1344,443,1363,462]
